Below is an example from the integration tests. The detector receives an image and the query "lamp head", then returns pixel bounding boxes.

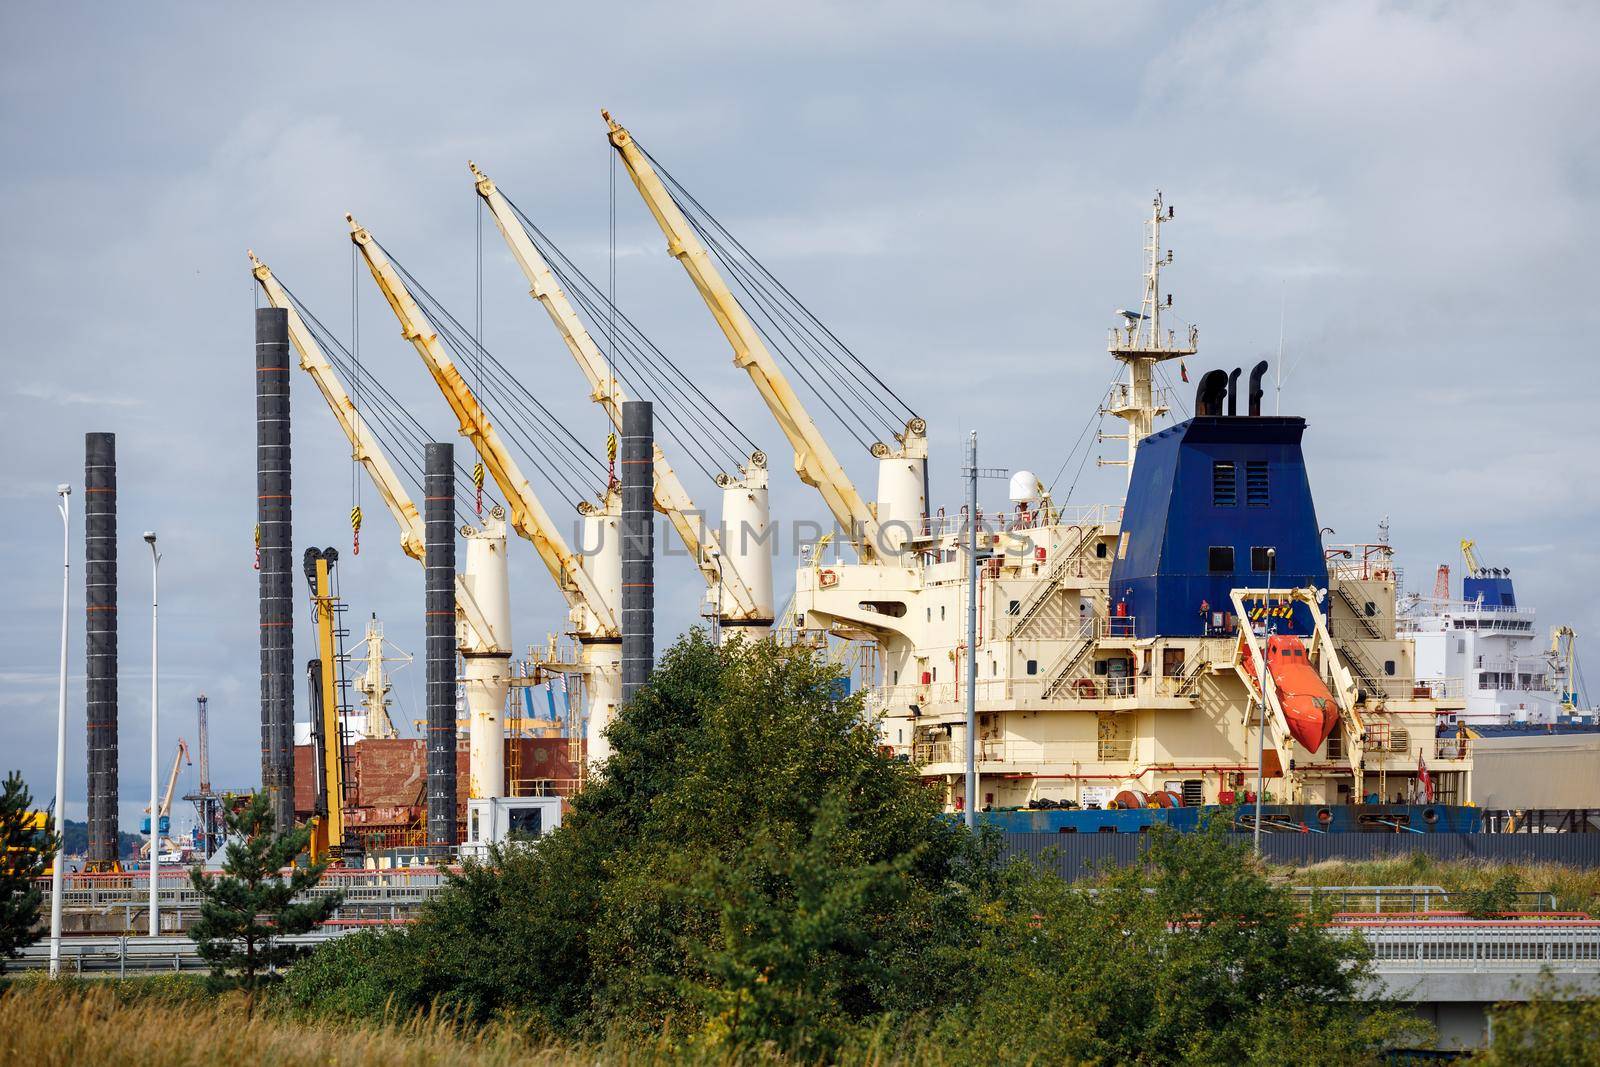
[57,484,71,496]
[143,531,157,545]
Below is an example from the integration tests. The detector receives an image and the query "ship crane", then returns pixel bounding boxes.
[604,110,924,562]
[251,252,514,799]
[346,215,628,762]
[471,162,774,633]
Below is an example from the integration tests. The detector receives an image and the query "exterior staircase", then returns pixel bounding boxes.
[1335,584,1383,639]
[1041,633,1098,700]
[1007,527,1098,639]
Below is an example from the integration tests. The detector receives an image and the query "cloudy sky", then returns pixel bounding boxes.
[3,2,1596,829]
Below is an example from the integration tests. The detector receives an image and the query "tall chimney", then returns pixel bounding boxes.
[256,306,295,830]
[84,432,119,870]
[424,443,458,850]
[620,401,655,705]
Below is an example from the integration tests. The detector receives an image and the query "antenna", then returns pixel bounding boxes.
[1274,282,1285,415]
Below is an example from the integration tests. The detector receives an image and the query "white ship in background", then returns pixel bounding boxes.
[1402,543,1589,727]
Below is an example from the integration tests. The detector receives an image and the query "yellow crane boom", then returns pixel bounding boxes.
[347,214,618,636]
[469,162,764,619]
[250,251,503,649]
[603,111,884,562]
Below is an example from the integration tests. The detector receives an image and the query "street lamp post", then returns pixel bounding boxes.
[1255,547,1277,857]
[143,531,160,936]
[49,485,71,978]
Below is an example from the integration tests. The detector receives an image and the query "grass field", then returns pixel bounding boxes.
[1276,854,1600,912]
[0,977,932,1067]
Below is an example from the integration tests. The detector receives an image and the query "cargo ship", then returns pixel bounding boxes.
[790,193,1476,824]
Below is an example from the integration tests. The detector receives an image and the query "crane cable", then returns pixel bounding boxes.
[380,242,609,508]
[504,193,759,479]
[638,143,919,444]
[280,278,496,527]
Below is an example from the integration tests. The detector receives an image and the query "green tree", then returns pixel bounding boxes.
[935,820,1422,1065]
[187,792,341,1012]
[1,771,59,972]
[1459,872,1523,918]
[1475,984,1600,1065]
[292,634,995,1049]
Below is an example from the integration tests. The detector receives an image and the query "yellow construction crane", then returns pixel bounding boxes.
[469,162,772,628]
[306,549,349,861]
[603,111,893,563]
[348,214,618,637]
[1460,538,1481,577]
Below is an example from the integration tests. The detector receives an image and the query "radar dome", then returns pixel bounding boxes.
[1008,470,1042,504]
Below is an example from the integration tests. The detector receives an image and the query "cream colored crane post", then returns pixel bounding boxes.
[603,112,895,563]
[471,162,773,635]
[252,252,513,799]
[346,215,626,763]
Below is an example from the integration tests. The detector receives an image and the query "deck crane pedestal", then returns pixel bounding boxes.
[603,111,926,565]
[472,162,774,637]
[346,216,626,766]
[251,252,514,802]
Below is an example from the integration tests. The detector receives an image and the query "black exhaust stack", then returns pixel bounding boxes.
[1248,360,1269,417]
[1226,367,1242,417]
[84,432,119,870]
[620,401,654,705]
[1195,370,1229,417]
[256,306,295,830]
[424,443,458,850]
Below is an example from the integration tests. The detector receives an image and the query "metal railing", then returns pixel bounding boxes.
[1357,921,1600,969]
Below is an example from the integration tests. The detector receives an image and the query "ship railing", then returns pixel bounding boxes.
[899,738,1136,766]
[1434,737,1472,761]
[868,671,1176,712]
[1104,382,1173,413]
[916,503,1122,540]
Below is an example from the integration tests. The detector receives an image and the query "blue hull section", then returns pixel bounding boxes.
[973,804,1483,834]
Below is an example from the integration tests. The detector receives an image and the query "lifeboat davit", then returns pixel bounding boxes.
[1242,634,1340,752]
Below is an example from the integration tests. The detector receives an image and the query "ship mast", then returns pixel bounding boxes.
[1103,191,1198,479]
[354,614,408,740]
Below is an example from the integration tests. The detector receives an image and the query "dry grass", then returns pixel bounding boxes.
[1275,854,1600,912]
[0,977,742,1067]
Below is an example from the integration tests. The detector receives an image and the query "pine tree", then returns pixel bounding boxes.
[187,792,342,1011]
[0,770,58,973]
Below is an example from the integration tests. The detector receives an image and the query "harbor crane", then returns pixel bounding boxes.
[251,252,514,799]
[604,111,925,563]
[347,215,627,762]
[140,738,189,859]
[471,162,774,635]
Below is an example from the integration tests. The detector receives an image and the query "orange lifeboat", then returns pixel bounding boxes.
[1242,634,1340,752]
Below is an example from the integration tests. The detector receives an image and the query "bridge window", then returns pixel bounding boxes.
[1026,659,1038,676]
[1209,546,1235,573]
[1212,461,1237,506]
[1245,460,1269,507]
[1251,546,1276,573]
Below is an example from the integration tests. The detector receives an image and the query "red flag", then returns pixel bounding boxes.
[1417,749,1433,803]
[1180,360,1189,383]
